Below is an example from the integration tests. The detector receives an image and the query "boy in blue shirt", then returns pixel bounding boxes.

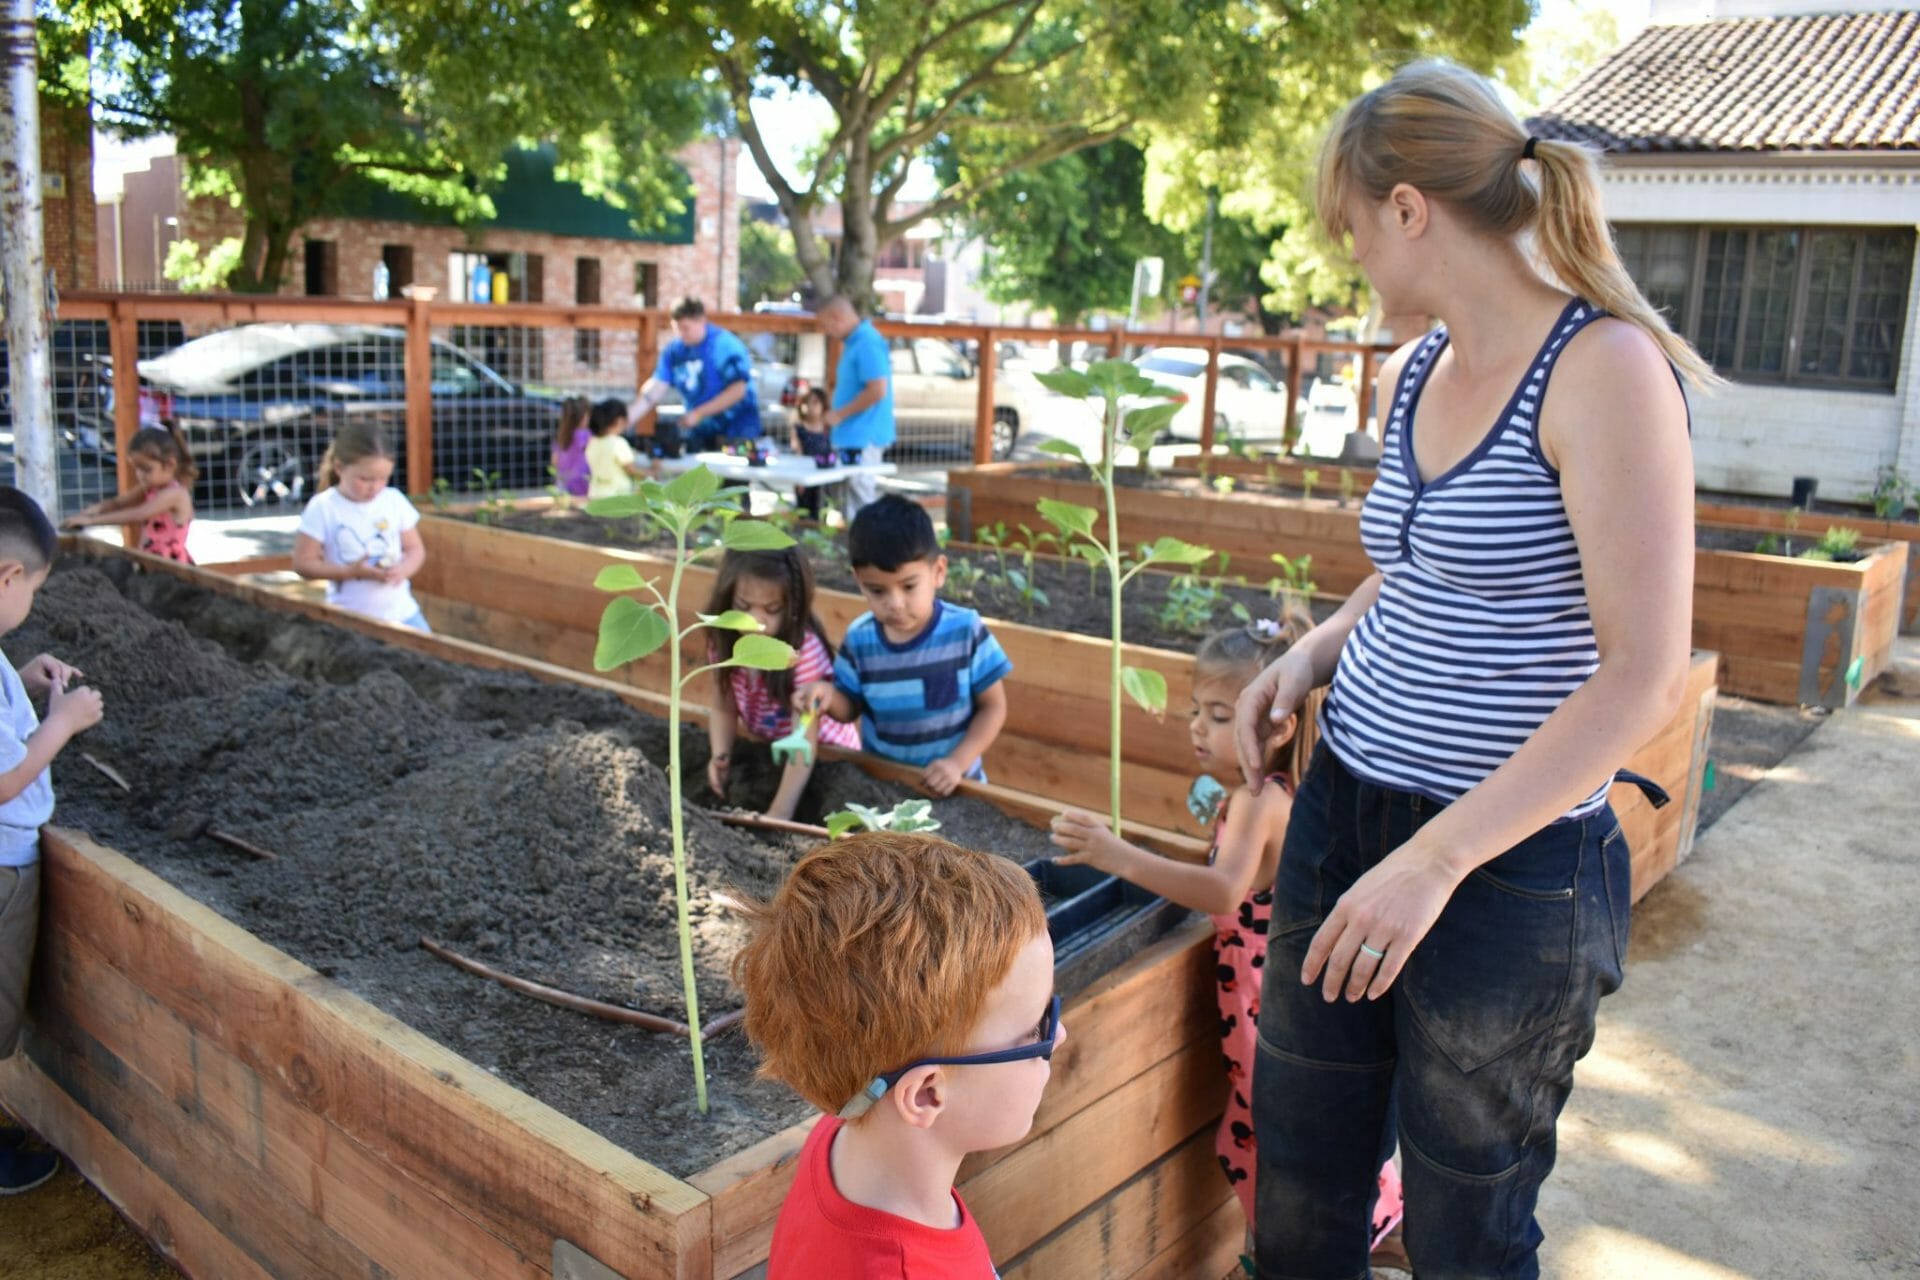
[630,297,762,454]
[798,496,1010,796]
[0,487,104,1193]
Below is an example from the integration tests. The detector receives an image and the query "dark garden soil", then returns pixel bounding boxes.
[468,507,1341,651]
[12,561,1060,1175]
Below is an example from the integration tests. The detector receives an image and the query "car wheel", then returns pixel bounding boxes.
[991,408,1019,461]
[230,433,311,510]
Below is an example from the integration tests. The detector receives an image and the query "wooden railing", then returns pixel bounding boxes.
[56,290,1399,500]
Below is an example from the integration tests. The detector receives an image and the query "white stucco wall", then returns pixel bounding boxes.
[1599,160,1920,500]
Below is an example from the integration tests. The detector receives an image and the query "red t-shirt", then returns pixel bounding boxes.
[768,1117,999,1280]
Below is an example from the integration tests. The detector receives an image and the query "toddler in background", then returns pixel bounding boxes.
[550,396,592,498]
[789,386,832,522]
[585,397,647,500]
[291,424,429,631]
[60,422,198,563]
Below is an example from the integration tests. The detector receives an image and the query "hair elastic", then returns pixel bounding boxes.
[1248,617,1284,642]
[1522,136,1540,161]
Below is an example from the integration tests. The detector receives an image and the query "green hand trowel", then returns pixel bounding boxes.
[772,711,818,768]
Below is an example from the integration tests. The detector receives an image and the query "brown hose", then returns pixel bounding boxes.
[419,937,729,1039]
[716,811,831,839]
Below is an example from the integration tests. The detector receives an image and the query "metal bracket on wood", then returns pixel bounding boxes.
[1675,683,1717,869]
[554,1240,633,1280]
[1901,547,1919,636]
[948,486,974,544]
[1800,586,1861,709]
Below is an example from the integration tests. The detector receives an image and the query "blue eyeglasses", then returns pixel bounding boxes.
[838,994,1062,1120]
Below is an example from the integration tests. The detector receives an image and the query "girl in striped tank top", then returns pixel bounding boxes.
[1234,62,1711,1280]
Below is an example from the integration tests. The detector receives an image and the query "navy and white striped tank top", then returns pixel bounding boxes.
[1320,298,1611,821]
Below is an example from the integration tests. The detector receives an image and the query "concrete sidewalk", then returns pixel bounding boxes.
[1539,639,1920,1279]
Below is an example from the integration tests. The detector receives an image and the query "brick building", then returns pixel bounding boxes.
[1530,2,1920,502]
[2,85,96,293]
[97,137,743,387]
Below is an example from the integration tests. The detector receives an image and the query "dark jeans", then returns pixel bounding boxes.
[1253,744,1632,1280]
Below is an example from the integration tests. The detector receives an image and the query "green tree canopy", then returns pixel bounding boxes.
[64,0,712,293]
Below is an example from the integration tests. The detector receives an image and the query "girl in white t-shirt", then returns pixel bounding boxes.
[292,424,429,631]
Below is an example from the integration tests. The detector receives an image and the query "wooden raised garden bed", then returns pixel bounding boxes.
[952,463,1906,709]
[1695,497,1920,634]
[1,542,1243,1280]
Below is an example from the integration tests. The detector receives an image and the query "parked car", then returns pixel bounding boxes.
[1,319,186,454]
[131,324,563,509]
[887,335,1021,460]
[1131,347,1298,445]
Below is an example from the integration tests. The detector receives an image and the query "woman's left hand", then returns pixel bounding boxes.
[1303,846,1462,1002]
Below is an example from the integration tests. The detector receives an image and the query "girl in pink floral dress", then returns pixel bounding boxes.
[1052,618,1404,1271]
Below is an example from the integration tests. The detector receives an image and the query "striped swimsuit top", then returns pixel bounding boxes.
[1321,298,1612,821]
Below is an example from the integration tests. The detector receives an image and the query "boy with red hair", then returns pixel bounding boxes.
[734,833,1060,1278]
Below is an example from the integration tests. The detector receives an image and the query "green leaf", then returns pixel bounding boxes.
[586,495,648,519]
[1086,358,1137,391]
[1037,498,1099,541]
[664,465,721,507]
[1123,401,1182,439]
[721,519,797,551]
[728,634,797,671]
[593,563,652,593]
[1034,368,1095,399]
[1140,535,1215,568]
[699,609,765,632]
[1036,438,1087,463]
[825,811,865,839]
[594,597,670,671]
[1122,666,1169,716]
[638,481,670,505]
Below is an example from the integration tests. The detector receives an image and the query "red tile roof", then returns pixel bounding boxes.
[1528,10,1920,154]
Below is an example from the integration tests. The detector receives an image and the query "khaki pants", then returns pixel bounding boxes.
[0,862,39,1061]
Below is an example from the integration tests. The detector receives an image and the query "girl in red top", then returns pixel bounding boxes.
[1051,615,1405,1274]
[705,546,859,820]
[61,423,197,564]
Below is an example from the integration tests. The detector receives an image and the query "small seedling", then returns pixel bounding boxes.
[824,798,943,839]
[946,556,987,600]
[428,476,453,512]
[1006,566,1051,616]
[1159,573,1224,636]
[1300,468,1321,504]
[1754,533,1783,556]
[1338,468,1357,508]
[976,522,1012,578]
[1212,475,1236,495]
[590,465,798,1115]
[1799,526,1862,562]
[1033,359,1214,834]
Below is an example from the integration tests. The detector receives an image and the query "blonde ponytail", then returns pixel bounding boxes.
[1315,60,1719,390]
[1528,138,1717,388]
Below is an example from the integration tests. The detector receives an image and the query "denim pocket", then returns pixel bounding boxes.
[1402,825,1581,1074]
[921,669,961,711]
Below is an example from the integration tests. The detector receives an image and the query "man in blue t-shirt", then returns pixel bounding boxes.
[819,296,894,519]
[631,297,762,454]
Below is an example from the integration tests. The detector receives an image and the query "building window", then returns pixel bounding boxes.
[635,261,659,308]
[304,239,338,296]
[576,257,604,366]
[1614,223,1914,391]
[380,245,415,296]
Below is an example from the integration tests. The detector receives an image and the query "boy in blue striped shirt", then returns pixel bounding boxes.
[797,496,1011,795]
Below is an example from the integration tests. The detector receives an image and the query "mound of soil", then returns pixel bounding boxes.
[12,561,1055,1174]
[469,506,1339,650]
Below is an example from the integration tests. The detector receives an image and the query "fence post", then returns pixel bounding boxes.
[1358,347,1377,439]
[1283,334,1305,451]
[108,300,141,545]
[972,326,999,464]
[404,289,433,496]
[634,309,660,437]
[1198,339,1220,456]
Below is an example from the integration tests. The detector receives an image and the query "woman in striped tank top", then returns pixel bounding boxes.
[1234,63,1713,1279]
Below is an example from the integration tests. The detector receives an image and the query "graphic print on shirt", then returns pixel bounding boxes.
[335,518,399,570]
[673,358,705,401]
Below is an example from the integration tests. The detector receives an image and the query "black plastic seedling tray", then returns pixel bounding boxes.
[1027,859,1193,997]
